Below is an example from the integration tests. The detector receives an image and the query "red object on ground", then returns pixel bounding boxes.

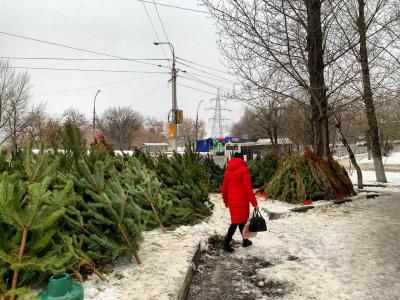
[259,193,267,199]
[222,158,258,224]
[303,199,312,205]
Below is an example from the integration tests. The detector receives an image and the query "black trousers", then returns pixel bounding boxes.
[227,223,245,240]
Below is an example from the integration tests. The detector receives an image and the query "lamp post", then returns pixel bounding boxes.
[92,90,101,138]
[154,41,177,151]
[195,99,205,143]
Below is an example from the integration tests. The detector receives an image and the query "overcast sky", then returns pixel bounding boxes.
[0,0,244,136]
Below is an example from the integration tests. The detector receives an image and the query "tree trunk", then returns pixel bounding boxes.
[366,130,372,160]
[337,124,363,189]
[307,0,329,157]
[357,0,387,182]
[10,227,28,300]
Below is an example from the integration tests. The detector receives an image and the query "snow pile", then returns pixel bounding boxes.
[359,152,400,165]
[259,197,296,214]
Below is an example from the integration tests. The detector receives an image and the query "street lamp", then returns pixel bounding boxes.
[195,99,205,143]
[154,41,177,151]
[92,90,101,138]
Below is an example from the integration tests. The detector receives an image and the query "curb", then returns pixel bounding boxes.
[176,243,202,300]
[265,191,382,220]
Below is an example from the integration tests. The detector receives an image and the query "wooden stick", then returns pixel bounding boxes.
[150,202,166,233]
[10,227,28,300]
[73,270,83,283]
[84,263,108,283]
[117,224,142,265]
[133,252,142,265]
[91,268,108,283]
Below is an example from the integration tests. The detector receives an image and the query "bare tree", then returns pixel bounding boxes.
[334,114,363,189]
[230,107,278,141]
[202,0,354,157]
[62,107,91,139]
[3,71,32,151]
[99,106,144,150]
[178,117,206,145]
[0,61,33,150]
[330,0,400,182]
[131,117,168,146]
[18,104,48,147]
[143,117,167,143]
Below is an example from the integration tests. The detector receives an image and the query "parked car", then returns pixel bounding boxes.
[393,140,400,144]
[356,140,367,147]
[334,143,343,149]
[356,137,368,147]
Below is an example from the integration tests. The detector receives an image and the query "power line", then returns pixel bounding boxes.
[180,74,233,92]
[136,0,209,14]
[0,31,170,69]
[0,56,170,61]
[8,66,169,73]
[183,69,237,85]
[177,60,236,83]
[141,2,169,60]
[177,83,221,96]
[178,82,238,102]
[36,74,165,97]
[132,80,169,105]
[177,56,233,75]
[152,0,170,43]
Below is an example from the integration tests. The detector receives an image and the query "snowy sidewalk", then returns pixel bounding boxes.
[224,193,400,299]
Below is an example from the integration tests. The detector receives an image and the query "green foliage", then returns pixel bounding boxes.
[133,147,213,226]
[247,152,279,188]
[201,155,224,192]
[0,125,215,297]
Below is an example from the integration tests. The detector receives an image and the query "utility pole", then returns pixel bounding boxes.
[92,90,101,139]
[195,99,205,142]
[154,41,178,151]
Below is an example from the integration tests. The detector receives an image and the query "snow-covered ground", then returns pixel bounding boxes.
[234,193,400,299]
[83,189,400,300]
[336,151,400,171]
[359,152,400,165]
[348,170,400,186]
[82,195,304,299]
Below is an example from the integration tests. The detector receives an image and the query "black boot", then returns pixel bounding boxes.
[242,239,252,248]
[224,236,234,252]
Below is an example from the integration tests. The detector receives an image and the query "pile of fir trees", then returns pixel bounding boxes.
[0,125,214,299]
[247,151,280,188]
[132,147,214,224]
[265,149,356,204]
[200,155,225,192]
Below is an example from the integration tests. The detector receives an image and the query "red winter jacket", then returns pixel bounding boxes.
[222,158,258,224]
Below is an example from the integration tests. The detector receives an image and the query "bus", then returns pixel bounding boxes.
[139,143,172,156]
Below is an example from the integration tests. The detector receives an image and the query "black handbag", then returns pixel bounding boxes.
[249,209,267,232]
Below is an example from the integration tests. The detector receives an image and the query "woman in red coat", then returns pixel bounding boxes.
[222,152,258,252]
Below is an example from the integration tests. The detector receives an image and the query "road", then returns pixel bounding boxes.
[188,192,400,300]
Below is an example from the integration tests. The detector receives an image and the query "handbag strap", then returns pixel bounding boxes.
[253,209,261,218]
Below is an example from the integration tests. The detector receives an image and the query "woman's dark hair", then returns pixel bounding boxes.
[234,152,244,159]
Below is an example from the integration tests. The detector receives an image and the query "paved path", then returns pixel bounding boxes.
[188,192,400,300]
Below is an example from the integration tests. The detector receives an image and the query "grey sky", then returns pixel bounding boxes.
[0,0,244,136]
